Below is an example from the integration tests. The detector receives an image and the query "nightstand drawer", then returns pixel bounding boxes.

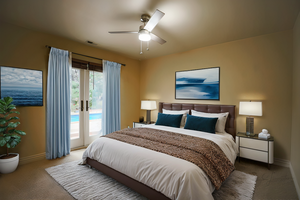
[240,147,268,163]
[132,122,147,128]
[133,121,154,128]
[134,123,145,128]
[240,137,268,151]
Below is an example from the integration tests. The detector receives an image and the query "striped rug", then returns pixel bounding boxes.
[46,160,257,200]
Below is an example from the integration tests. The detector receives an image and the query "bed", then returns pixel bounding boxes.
[82,102,237,200]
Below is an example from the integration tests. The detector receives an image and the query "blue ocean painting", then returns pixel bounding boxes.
[176,67,220,100]
[1,66,43,106]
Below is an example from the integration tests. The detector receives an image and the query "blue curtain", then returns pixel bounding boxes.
[46,47,71,159]
[102,60,121,135]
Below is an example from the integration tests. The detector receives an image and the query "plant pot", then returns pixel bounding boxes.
[0,153,19,174]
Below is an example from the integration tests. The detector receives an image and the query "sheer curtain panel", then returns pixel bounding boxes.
[102,60,121,135]
[46,47,71,159]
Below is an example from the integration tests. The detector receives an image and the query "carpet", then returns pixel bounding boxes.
[46,160,257,200]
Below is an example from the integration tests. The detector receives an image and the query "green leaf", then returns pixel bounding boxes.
[8,116,19,121]
[0,104,6,110]
[8,129,15,133]
[4,97,13,105]
[11,134,21,139]
[15,137,21,143]
[0,108,5,114]
[9,111,20,115]
[15,130,26,135]
[6,104,16,111]
[6,143,10,148]
[7,105,16,112]
[0,136,6,146]
[0,100,6,105]
[0,127,7,132]
[10,141,17,148]
[0,118,7,125]
[4,135,11,142]
[8,104,16,108]
[7,122,20,128]
[9,138,20,148]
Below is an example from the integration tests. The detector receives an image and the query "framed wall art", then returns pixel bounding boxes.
[0,66,43,106]
[175,67,220,100]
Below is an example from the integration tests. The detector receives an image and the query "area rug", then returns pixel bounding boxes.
[46,160,257,200]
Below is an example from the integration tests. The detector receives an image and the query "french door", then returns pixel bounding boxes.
[70,68,103,148]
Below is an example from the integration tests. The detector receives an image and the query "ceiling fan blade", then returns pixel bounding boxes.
[144,9,165,32]
[150,33,166,44]
[109,31,138,34]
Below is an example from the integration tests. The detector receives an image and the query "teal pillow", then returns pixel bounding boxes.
[184,114,218,133]
[155,113,183,128]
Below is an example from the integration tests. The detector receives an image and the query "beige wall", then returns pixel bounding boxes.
[140,30,293,160]
[0,21,140,158]
[0,18,297,169]
[291,12,300,196]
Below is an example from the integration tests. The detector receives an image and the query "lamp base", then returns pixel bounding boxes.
[246,117,254,136]
[146,110,151,124]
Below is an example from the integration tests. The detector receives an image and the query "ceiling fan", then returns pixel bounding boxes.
[109,9,166,54]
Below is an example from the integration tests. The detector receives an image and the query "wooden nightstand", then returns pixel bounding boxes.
[133,121,155,128]
[236,132,274,169]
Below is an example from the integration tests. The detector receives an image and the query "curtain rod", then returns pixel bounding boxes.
[45,45,126,66]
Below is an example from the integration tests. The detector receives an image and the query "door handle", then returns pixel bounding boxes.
[81,100,83,111]
[86,101,89,111]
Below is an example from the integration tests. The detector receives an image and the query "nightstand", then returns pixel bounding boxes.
[236,132,274,169]
[133,121,154,128]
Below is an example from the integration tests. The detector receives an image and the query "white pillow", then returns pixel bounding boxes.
[162,109,189,127]
[191,110,229,133]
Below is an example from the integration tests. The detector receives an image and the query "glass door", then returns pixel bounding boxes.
[84,70,103,145]
[70,68,82,148]
[70,68,103,148]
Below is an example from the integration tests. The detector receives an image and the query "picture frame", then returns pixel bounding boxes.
[0,66,43,106]
[175,67,220,100]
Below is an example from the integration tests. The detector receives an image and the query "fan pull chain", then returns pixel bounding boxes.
[140,41,143,54]
[147,41,149,51]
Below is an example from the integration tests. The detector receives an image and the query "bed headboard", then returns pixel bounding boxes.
[159,102,236,138]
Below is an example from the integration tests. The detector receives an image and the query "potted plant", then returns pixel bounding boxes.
[0,97,26,174]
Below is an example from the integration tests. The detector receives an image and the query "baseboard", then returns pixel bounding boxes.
[19,148,85,165]
[71,146,88,151]
[274,158,290,167]
[290,163,300,199]
[19,152,46,165]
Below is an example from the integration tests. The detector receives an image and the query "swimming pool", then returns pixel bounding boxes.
[71,113,102,122]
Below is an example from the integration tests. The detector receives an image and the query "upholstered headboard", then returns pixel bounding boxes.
[159,102,236,138]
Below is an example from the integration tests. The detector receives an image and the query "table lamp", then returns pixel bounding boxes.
[141,100,156,124]
[239,101,262,136]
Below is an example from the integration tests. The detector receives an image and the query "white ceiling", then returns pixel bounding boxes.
[0,0,299,60]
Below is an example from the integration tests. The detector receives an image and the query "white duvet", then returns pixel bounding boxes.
[82,125,238,200]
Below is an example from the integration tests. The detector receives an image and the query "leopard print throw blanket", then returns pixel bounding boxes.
[103,127,234,190]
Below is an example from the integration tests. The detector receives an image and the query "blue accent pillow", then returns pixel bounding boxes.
[155,113,183,128]
[184,114,218,133]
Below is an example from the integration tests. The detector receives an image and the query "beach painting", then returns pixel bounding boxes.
[175,67,220,100]
[0,66,43,106]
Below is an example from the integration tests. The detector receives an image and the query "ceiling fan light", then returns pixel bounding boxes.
[139,29,151,41]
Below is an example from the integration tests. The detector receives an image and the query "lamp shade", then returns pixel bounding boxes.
[141,100,156,110]
[239,101,262,116]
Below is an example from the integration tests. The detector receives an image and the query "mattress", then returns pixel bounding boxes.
[82,124,238,200]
